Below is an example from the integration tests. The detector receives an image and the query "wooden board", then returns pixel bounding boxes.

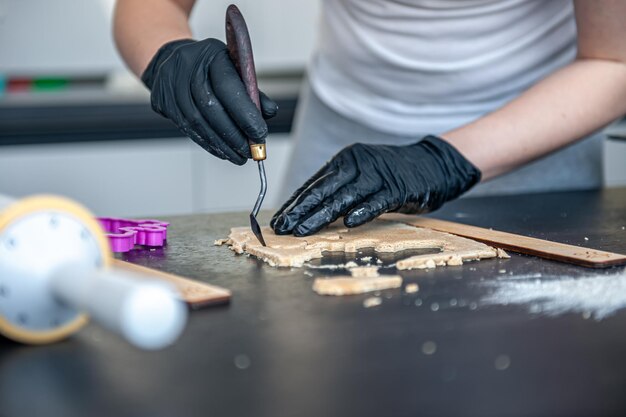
[383,214,626,268]
[113,259,231,308]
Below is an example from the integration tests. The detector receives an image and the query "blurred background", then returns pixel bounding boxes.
[0,0,318,217]
[0,0,625,217]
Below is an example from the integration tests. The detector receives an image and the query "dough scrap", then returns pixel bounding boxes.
[313,275,403,296]
[405,283,419,294]
[219,219,497,269]
[306,261,361,271]
[496,248,511,259]
[349,266,380,277]
[363,297,383,308]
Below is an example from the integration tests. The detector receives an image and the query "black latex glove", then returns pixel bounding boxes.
[271,135,481,236]
[141,38,278,165]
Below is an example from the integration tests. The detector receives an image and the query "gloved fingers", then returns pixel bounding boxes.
[272,159,358,235]
[175,85,247,165]
[259,91,278,120]
[292,184,369,237]
[210,50,268,143]
[191,66,251,159]
[270,162,333,229]
[344,191,397,228]
[182,120,246,165]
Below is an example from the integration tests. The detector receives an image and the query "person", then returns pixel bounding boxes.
[114,0,626,237]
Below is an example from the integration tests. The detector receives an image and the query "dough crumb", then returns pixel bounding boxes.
[420,259,437,269]
[363,297,382,308]
[214,238,229,246]
[361,256,372,262]
[405,283,419,294]
[313,275,403,296]
[349,266,380,278]
[496,248,511,259]
[344,261,359,268]
[447,255,463,266]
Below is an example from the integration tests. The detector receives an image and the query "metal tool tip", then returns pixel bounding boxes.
[249,213,267,246]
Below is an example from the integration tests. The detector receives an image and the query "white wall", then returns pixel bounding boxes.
[0,0,320,76]
[0,0,124,76]
[2,134,624,218]
[189,0,320,72]
[0,136,294,217]
[0,0,318,216]
[190,135,293,214]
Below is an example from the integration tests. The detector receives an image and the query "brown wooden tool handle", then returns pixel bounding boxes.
[382,214,626,268]
[225,4,261,111]
[225,4,265,161]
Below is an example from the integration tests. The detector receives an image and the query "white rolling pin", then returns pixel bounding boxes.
[0,194,187,350]
[50,265,186,350]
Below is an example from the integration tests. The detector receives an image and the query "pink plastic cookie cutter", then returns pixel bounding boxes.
[97,217,170,253]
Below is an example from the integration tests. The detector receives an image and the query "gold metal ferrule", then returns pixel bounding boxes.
[250,143,266,161]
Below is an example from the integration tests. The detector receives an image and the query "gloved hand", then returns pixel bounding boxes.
[271,135,481,236]
[141,38,278,165]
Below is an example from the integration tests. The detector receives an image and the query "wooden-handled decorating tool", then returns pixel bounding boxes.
[226,4,268,247]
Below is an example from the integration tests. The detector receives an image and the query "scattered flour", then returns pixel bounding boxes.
[483,271,626,319]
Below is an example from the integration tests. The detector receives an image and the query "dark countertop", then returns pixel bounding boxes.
[1,188,626,417]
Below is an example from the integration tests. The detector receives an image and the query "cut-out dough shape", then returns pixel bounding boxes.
[313,275,403,296]
[216,219,498,269]
[349,266,381,277]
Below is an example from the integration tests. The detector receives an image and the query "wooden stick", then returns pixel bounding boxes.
[383,214,626,268]
[113,259,231,308]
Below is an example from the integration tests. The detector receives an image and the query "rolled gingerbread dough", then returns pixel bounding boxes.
[215,219,497,269]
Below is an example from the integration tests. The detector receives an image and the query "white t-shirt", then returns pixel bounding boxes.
[308,0,577,135]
